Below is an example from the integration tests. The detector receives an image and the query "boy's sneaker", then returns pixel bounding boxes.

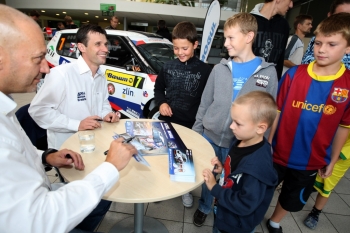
[193,209,207,227]
[304,214,319,230]
[266,219,283,233]
[182,193,193,207]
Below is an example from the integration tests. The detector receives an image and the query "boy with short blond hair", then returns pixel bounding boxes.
[192,12,278,226]
[225,11,258,36]
[303,12,350,230]
[267,12,350,233]
[154,21,212,207]
[203,91,278,233]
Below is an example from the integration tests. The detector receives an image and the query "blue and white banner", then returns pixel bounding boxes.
[200,0,221,62]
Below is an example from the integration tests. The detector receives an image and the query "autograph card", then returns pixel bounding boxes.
[112,133,150,167]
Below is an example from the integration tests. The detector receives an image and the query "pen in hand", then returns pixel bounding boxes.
[94,119,103,122]
[123,137,135,144]
[104,137,135,155]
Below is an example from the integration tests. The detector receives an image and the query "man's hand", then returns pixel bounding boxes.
[46,149,84,170]
[211,157,223,174]
[78,115,102,130]
[103,112,120,123]
[159,103,172,117]
[105,138,137,171]
[203,168,217,191]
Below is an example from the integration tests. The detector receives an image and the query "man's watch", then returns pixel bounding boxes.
[42,148,58,167]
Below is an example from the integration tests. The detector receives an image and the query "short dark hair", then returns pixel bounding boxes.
[265,0,274,2]
[314,12,350,46]
[64,15,73,23]
[76,24,107,47]
[30,10,40,17]
[172,21,197,44]
[158,20,166,28]
[330,0,350,14]
[110,16,118,21]
[293,14,313,30]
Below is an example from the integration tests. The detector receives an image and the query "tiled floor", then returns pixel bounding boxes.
[13,92,350,233]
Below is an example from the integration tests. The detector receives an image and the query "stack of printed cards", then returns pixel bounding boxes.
[168,149,195,182]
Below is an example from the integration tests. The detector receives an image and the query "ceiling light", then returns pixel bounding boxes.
[56,14,60,16]
[41,10,45,12]
[95,16,99,18]
[62,12,66,14]
[104,18,107,20]
[84,13,88,15]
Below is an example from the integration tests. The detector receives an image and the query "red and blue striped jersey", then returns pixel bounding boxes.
[273,62,350,170]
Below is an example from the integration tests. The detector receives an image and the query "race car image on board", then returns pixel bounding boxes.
[44,29,174,119]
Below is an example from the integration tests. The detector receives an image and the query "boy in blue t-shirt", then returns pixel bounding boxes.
[192,12,278,227]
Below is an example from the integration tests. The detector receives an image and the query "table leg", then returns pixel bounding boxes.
[134,203,143,232]
[108,203,169,233]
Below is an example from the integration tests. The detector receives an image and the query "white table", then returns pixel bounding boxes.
[60,119,215,233]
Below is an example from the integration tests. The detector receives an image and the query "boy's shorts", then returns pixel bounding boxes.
[274,163,318,212]
[314,158,350,198]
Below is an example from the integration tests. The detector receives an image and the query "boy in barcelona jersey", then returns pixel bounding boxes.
[266,13,350,233]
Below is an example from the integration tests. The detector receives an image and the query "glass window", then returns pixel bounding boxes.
[136,43,174,73]
[56,34,79,58]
